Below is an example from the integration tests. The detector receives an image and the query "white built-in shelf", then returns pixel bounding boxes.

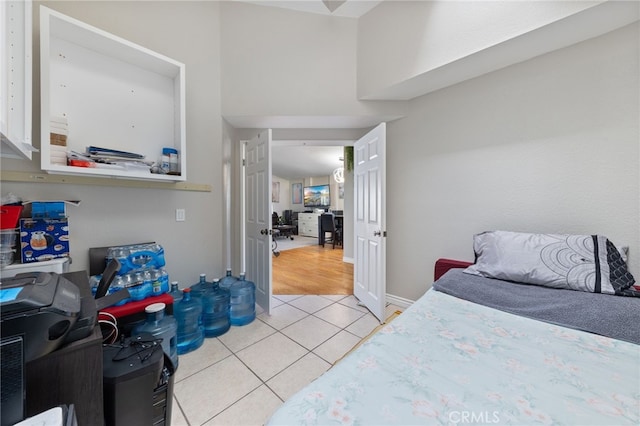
[1,1,33,160]
[39,6,186,182]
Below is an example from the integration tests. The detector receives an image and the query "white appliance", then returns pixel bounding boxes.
[0,258,70,279]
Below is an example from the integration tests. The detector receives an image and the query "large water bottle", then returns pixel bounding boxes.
[169,281,182,304]
[229,273,255,326]
[174,288,204,355]
[219,269,238,291]
[190,273,209,299]
[200,279,230,337]
[133,302,179,369]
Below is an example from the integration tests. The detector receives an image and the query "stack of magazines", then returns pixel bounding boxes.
[68,146,153,172]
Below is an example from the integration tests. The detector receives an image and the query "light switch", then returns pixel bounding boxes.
[176,209,186,222]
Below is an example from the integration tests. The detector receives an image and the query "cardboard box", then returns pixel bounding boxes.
[20,218,70,263]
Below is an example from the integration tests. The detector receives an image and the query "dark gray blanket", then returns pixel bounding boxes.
[433,269,640,345]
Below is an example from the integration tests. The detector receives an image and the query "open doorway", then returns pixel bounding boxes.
[271,141,354,295]
[237,124,387,320]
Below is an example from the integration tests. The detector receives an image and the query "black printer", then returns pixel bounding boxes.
[0,272,82,362]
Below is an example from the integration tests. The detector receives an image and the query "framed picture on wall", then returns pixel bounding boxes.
[272,182,280,203]
[292,183,302,204]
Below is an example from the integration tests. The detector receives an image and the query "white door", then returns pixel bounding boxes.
[245,130,273,315]
[353,123,387,322]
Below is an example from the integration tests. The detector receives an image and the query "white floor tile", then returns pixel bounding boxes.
[266,352,331,401]
[345,313,382,338]
[257,303,308,330]
[281,315,340,350]
[168,294,373,425]
[288,294,335,313]
[313,302,366,328]
[313,330,361,364]
[338,294,370,312]
[170,397,188,426]
[174,337,232,383]
[204,385,283,426]
[173,356,262,425]
[320,294,348,302]
[236,333,308,381]
[273,294,303,302]
[218,319,276,353]
[271,296,285,308]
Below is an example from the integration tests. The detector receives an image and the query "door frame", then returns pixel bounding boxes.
[234,128,386,315]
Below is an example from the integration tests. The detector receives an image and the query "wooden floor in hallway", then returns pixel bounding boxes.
[272,244,353,295]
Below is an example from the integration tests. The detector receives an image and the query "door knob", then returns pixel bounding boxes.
[373,230,381,237]
[260,229,268,235]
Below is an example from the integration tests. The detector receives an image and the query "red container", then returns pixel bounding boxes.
[0,205,22,230]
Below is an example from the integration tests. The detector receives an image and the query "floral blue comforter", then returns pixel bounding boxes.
[267,290,639,425]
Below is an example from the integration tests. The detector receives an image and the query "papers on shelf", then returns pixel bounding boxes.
[66,149,152,173]
[86,146,145,159]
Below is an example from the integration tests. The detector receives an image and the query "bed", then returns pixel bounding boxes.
[267,231,640,425]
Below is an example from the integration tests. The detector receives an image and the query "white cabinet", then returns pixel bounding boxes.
[1,1,32,160]
[39,6,186,181]
[297,212,320,238]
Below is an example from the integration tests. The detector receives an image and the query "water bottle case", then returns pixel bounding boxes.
[107,244,166,275]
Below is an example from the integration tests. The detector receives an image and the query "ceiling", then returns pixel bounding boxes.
[272,141,346,181]
[232,1,384,181]
[237,0,382,18]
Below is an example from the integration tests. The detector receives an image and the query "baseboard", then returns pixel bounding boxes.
[343,256,354,264]
[385,293,414,309]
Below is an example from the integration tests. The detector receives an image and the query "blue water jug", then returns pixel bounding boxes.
[219,269,238,291]
[174,288,204,355]
[200,279,230,337]
[133,302,179,369]
[169,281,182,304]
[229,273,255,326]
[190,273,210,299]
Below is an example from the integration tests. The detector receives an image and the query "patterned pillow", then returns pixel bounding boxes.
[464,230,637,296]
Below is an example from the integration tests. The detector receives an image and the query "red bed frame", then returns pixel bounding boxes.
[433,258,473,281]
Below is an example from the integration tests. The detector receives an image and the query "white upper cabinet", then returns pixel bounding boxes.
[1,1,33,160]
[39,6,186,181]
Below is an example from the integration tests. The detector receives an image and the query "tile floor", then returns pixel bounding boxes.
[170,294,403,426]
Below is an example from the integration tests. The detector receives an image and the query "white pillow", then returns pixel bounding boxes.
[463,230,621,294]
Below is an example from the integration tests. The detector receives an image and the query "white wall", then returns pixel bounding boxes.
[387,23,639,301]
[1,1,224,287]
[271,175,291,215]
[357,0,603,98]
[219,1,405,119]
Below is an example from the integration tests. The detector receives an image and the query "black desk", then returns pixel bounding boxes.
[25,271,104,426]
